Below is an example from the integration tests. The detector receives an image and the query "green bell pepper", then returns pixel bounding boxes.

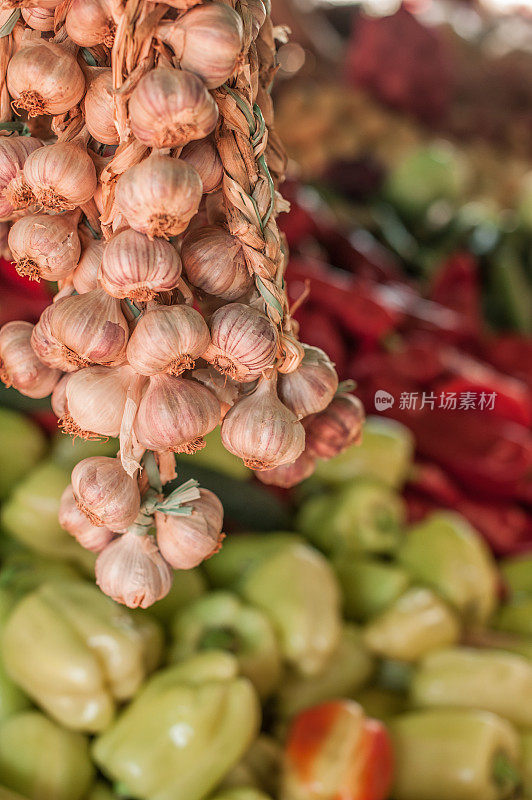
[2,580,161,732]
[85,783,116,800]
[312,416,414,489]
[0,588,28,724]
[500,555,532,599]
[493,598,532,637]
[398,512,497,624]
[178,428,250,480]
[275,625,374,720]
[170,591,282,698]
[390,709,520,800]
[0,551,81,598]
[354,686,408,721]
[50,434,118,471]
[297,480,405,557]
[363,588,460,662]
[0,711,94,800]
[210,791,272,800]
[93,651,261,800]
[221,736,281,797]
[334,557,410,621]
[522,731,532,799]
[204,533,302,589]
[411,646,532,728]
[0,409,46,501]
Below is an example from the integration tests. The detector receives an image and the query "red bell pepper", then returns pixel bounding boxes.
[282,700,394,800]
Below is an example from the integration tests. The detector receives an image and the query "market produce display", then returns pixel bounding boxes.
[0,407,532,800]
[0,0,364,610]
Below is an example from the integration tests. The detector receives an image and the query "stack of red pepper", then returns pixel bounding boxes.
[280,184,532,556]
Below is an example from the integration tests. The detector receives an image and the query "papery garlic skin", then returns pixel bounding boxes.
[66,0,116,47]
[221,373,305,470]
[0,320,60,398]
[160,2,243,89]
[31,288,129,372]
[304,394,365,460]
[181,137,223,194]
[100,229,182,301]
[59,485,114,553]
[21,6,55,29]
[126,304,210,377]
[191,367,240,419]
[181,225,253,301]
[23,141,97,212]
[62,365,138,439]
[155,488,224,569]
[115,155,202,240]
[7,41,85,117]
[255,450,316,489]
[71,456,141,530]
[8,210,81,282]
[0,136,42,219]
[51,373,70,418]
[95,532,173,609]
[72,236,104,294]
[134,374,220,454]
[204,303,277,382]
[278,345,338,420]
[129,67,219,149]
[84,68,119,145]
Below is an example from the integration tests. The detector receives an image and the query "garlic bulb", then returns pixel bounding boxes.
[155,488,224,569]
[204,303,277,382]
[31,288,129,371]
[181,225,253,301]
[95,532,173,609]
[126,304,210,376]
[0,136,42,219]
[84,68,119,145]
[191,367,240,419]
[51,373,70,418]
[59,485,114,553]
[134,374,220,454]
[100,229,182,301]
[129,67,219,149]
[181,137,223,194]
[62,365,139,439]
[278,345,338,420]
[255,450,316,488]
[115,155,202,240]
[7,40,85,117]
[159,3,243,89]
[72,236,104,293]
[8,210,81,282]
[71,456,141,529]
[0,320,60,398]
[21,6,55,30]
[304,393,365,460]
[65,0,116,47]
[221,372,305,469]
[23,140,97,212]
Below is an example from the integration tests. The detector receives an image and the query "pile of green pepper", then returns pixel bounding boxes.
[1,406,532,800]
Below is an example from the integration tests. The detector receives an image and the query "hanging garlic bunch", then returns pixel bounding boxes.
[304,393,366,460]
[278,345,338,420]
[72,235,104,293]
[83,68,119,145]
[65,0,117,48]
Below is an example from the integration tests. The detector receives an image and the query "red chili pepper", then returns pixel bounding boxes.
[430,252,482,336]
[283,700,394,800]
[481,335,532,394]
[294,305,349,378]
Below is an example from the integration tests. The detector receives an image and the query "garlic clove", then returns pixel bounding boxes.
[59,485,114,553]
[278,344,338,420]
[100,229,182,301]
[180,137,223,195]
[181,225,253,301]
[0,320,60,399]
[221,372,305,470]
[23,140,97,212]
[129,67,219,149]
[65,0,116,48]
[8,210,81,282]
[115,154,202,240]
[32,288,129,372]
[160,2,244,89]
[204,302,278,382]
[155,488,224,569]
[304,393,365,460]
[7,40,85,118]
[71,456,141,530]
[134,373,220,454]
[72,236,104,294]
[95,532,173,609]
[126,303,210,377]
[254,450,316,488]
